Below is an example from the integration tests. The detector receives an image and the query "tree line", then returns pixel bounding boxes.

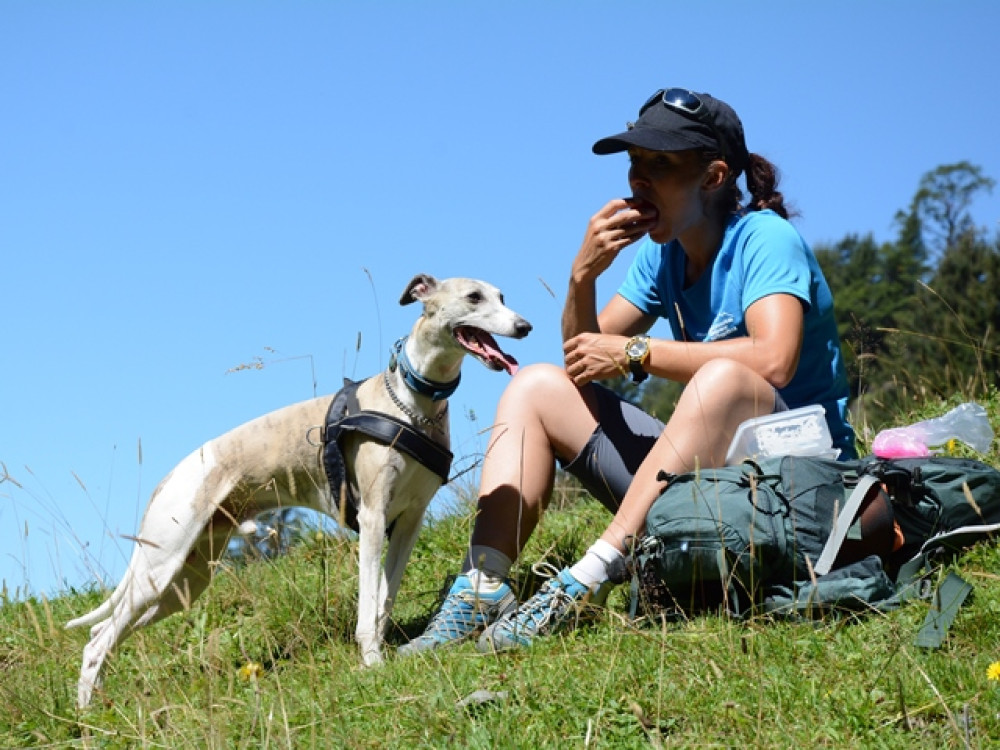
[634,161,999,436]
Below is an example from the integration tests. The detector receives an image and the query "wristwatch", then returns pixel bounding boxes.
[624,334,651,384]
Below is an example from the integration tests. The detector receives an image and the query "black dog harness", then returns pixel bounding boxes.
[321,378,453,533]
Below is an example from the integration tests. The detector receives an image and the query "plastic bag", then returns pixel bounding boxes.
[872,402,995,458]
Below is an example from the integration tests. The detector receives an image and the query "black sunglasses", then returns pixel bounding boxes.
[638,88,727,161]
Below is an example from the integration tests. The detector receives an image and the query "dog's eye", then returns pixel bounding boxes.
[466,291,483,304]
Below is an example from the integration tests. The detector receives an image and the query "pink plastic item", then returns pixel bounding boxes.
[871,402,994,459]
[871,429,931,458]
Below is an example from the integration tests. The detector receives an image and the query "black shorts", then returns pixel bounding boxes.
[560,384,787,513]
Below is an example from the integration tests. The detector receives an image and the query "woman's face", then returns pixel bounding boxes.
[627,148,708,244]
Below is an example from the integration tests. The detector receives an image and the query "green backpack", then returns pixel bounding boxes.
[634,455,1000,646]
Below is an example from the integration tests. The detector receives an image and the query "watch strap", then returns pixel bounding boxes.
[628,358,648,384]
[626,335,650,384]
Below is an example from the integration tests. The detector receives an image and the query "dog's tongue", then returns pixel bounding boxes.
[454,327,520,375]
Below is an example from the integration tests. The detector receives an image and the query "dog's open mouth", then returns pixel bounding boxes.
[454,326,520,375]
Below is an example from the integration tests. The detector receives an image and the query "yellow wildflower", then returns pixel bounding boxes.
[239,661,264,681]
[987,661,1000,682]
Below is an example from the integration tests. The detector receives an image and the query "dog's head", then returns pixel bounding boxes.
[401,274,532,375]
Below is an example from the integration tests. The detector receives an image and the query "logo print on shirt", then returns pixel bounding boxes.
[704,313,737,342]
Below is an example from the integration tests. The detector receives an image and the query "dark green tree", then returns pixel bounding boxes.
[905,161,995,261]
[914,232,1000,395]
[814,226,927,426]
[820,162,996,426]
[885,162,998,403]
[815,235,881,395]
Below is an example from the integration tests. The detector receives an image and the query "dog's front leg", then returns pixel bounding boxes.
[380,503,429,638]
[355,501,388,667]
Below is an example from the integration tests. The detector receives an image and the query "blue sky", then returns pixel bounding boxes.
[3,1,999,600]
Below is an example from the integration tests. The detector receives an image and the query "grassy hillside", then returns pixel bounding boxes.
[2,395,999,748]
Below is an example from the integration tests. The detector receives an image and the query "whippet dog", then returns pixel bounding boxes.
[66,274,531,709]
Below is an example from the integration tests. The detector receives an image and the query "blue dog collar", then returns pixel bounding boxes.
[388,337,461,401]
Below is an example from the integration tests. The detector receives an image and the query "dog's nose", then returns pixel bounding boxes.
[515,319,533,338]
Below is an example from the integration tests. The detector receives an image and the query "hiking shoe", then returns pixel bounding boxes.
[397,574,517,656]
[476,567,613,653]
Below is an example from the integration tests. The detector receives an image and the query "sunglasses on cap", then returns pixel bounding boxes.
[638,88,727,162]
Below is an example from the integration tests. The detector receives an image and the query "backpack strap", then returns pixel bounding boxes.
[892,525,996,649]
[913,571,973,649]
[814,475,879,576]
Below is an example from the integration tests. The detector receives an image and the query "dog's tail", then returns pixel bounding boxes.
[65,576,129,630]
[65,597,114,630]
[66,612,101,630]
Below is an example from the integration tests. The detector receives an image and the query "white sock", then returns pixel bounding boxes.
[462,545,512,591]
[569,539,624,587]
[465,569,507,593]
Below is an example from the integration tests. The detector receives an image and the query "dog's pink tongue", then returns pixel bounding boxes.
[455,327,520,375]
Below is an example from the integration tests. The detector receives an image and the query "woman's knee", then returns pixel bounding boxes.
[495,363,599,450]
[683,359,776,414]
[499,363,578,409]
[692,358,746,386]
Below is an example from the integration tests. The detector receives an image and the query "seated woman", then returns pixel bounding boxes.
[400,87,855,654]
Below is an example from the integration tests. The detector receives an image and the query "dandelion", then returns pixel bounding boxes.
[988,661,1000,682]
[239,661,264,681]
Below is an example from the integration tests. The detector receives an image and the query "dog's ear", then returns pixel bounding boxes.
[400,274,438,305]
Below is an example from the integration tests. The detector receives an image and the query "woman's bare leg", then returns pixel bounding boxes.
[470,363,600,561]
[397,364,598,655]
[600,358,777,550]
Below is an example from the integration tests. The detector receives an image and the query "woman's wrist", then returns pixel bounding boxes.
[568,263,597,286]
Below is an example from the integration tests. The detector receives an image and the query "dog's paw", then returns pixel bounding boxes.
[359,646,385,668]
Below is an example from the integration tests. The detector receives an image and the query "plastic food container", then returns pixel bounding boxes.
[724,405,837,465]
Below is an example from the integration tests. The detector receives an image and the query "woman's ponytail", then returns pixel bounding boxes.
[743,153,791,219]
[704,149,796,221]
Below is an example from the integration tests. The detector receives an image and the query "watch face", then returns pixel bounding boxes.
[627,337,648,359]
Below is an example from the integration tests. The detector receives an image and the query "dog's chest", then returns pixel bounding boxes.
[346,437,444,518]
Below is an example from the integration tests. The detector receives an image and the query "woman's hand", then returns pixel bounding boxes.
[563,331,631,386]
[562,199,658,343]
[570,198,658,284]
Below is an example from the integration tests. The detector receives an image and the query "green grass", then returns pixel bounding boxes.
[3,398,1000,748]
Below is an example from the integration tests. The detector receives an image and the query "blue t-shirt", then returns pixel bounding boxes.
[618,210,855,457]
